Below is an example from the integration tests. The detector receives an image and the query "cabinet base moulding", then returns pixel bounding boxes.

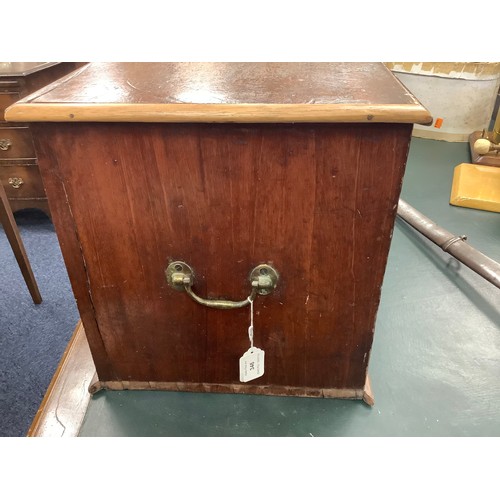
[32,318,376,438]
[89,378,375,406]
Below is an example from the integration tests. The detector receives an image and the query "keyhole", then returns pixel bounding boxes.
[174,264,183,272]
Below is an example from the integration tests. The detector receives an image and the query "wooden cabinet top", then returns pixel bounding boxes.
[5,62,432,124]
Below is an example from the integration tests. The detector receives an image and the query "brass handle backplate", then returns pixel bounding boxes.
[0,138,12,151]
[8,177,24,189]
[165,261,279,309]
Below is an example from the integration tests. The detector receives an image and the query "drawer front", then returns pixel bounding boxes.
[0,127,36,160]
[0,92,20,121]
[0,164,46,199]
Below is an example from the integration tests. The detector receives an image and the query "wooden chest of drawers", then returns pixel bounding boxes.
[6,63,431,403]
[0,62,84,216]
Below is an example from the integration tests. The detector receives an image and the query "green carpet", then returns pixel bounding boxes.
[78,138,500,437]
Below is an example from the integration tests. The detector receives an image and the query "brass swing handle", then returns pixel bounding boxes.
[165,261,279,310]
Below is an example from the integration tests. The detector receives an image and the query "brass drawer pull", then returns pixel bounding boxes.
[0,138,12,151]
[165,261,279,309]
[8,177,24,189]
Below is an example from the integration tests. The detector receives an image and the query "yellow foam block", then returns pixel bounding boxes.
[450,163,500,213]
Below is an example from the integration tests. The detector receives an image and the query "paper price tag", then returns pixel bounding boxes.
[239,347,265,383]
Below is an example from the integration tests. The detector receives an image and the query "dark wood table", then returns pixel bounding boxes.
[0,179,41,303]
[0,62,84,217]
[6,63,431,404]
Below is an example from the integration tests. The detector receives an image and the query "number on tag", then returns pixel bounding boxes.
[239,347,265,383]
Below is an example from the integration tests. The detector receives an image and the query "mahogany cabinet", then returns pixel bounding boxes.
[0,62,85,217]
[6,63,431,404]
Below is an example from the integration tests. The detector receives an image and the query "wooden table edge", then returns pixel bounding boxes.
[27,320,96,437]
[5,102,433,125]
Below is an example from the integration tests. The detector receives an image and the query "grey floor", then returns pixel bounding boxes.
[78,137,500,436]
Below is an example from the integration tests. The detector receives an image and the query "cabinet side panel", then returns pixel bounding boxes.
[31,123,118,381]
[306,124,412,387]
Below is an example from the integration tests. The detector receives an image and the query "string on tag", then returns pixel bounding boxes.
[239,295,265,383]
[248,295,254,349]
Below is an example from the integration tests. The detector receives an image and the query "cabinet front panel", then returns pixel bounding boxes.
[33,122,412,391]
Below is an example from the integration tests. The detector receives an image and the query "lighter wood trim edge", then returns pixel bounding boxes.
[362,374,375,406]
[5,102,433,124]
[27,320,96,437]
[89,380,366,400]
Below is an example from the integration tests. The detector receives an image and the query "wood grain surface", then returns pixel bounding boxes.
[27,321,95,437]
[0,180,42,304]
[0,164,46,198]
[32,121,412,392]
[0,93,19,121]
[0,62,86,218]
[7,63,432,124]
[0,127,36,160]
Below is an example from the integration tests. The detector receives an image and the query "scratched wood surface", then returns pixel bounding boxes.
[23,62,418,104]
[6,63,431,124]
[32,121,412,392]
